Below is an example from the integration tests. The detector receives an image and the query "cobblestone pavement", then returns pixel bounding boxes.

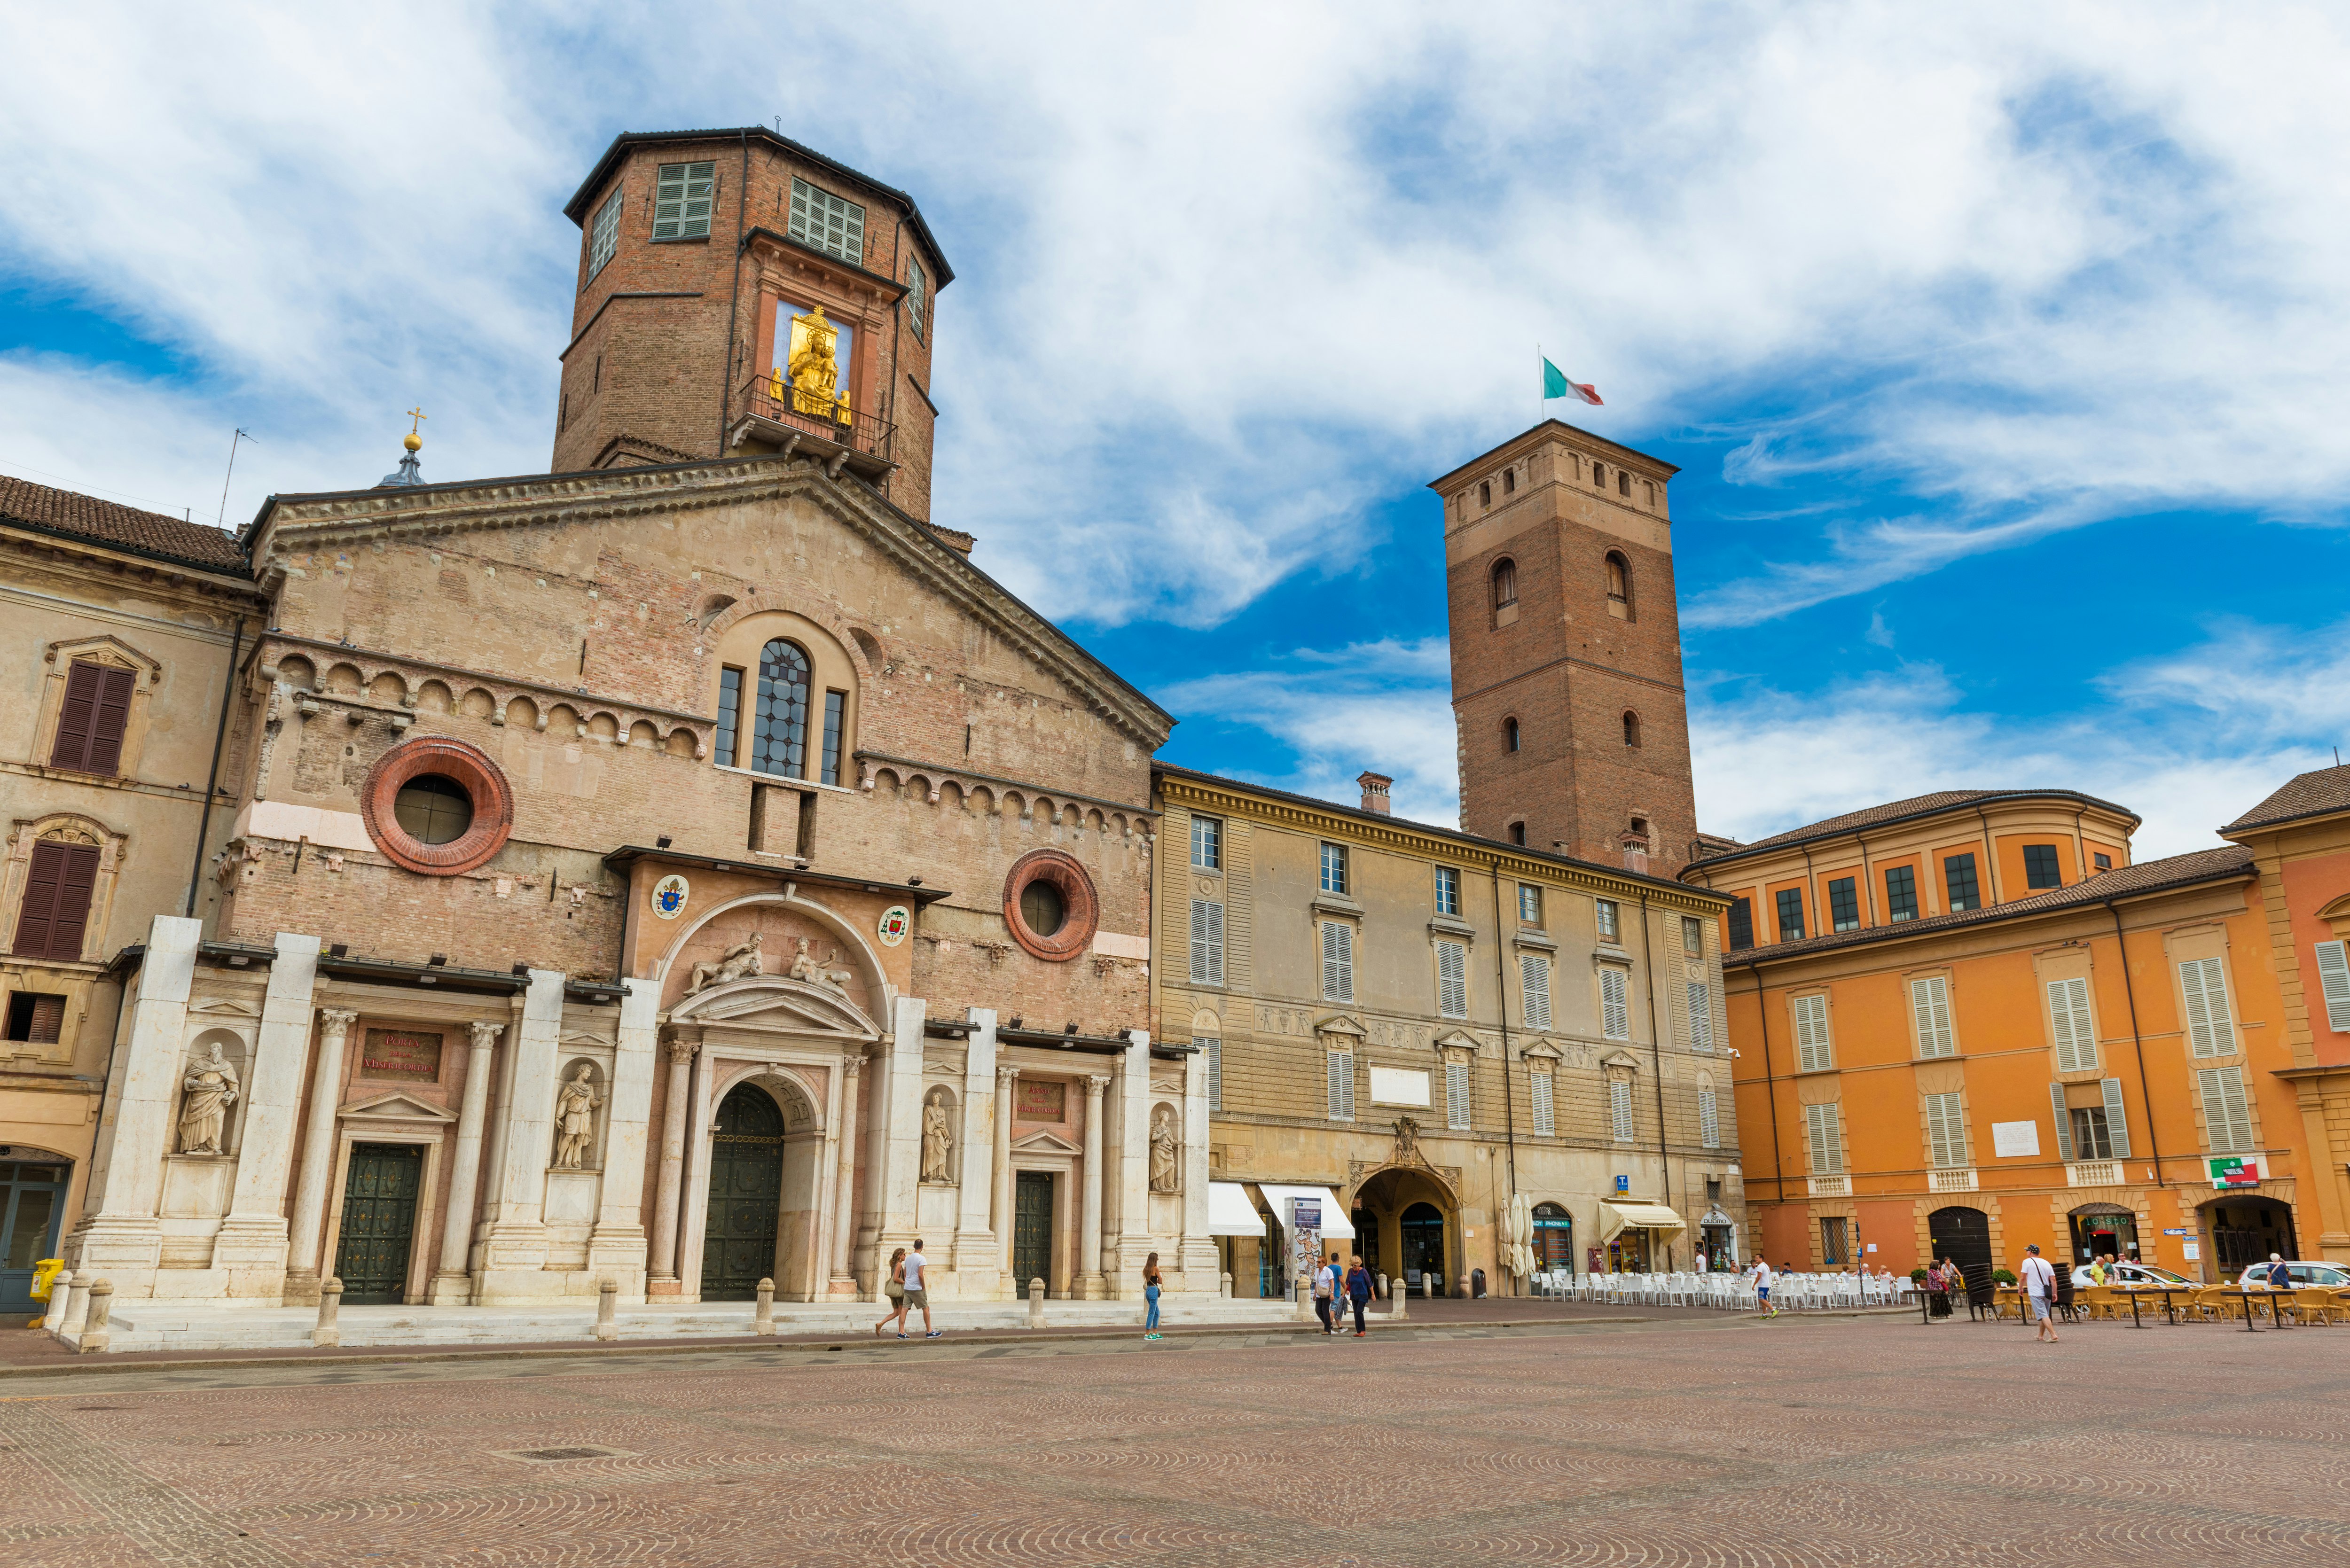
[3,1314,2346,1566]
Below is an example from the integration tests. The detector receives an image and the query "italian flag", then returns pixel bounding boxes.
[1543,357,1602,406]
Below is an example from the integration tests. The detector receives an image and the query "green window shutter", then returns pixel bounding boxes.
[2099,1077,2131,1160]
[2314,941,2350,1032]
[2050,1082,2074,1161]
[2178,957,2236,1057]
[2048,977,2097,1072]
[1532,1072,1554,1136]
[1687,982,1713,1051]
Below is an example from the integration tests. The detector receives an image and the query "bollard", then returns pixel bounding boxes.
[1027,1276,1047,1328]
[1377,1272,1389,1301]
[1219,1271,1233,1301]
[41,1270,75,1335]
[1390,1277,1408,1321]
[77,1280,114,1354]
[58,1273,92,1344]
[313,1277,344,1348]
[595,1277,619,1341]
[755,1278,775,1335]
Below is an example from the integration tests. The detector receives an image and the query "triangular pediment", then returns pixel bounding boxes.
[341,1090,458,1123]
[189,998,262,1017]
[1520,1038,1565,1061]
[1433,1029,1483,1054]
[1314,1012,1367,1039]
[1010,1129,1082,1156]
[1599,1049,1642,1073]
[668,974,880,1038]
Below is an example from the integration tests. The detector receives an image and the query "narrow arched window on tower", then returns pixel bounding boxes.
[1479,480,1492,508]
[1622,710,1641,748]
[1605,551,1632,619]
[1505,718,1521,752]
[1592,461,1606,489]
[1619,469,1632,497]
[1491,558,1517,608]
[1503,467,1516,494]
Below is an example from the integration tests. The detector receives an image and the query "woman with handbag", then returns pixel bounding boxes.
[1141,1253,1164,1340]
[873,1247,909,1337]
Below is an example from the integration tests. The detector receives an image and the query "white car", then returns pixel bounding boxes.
[2071,1261,2193,1289]
[2233,1260,2350,1290]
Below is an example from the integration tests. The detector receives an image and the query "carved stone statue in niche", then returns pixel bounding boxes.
[177,1040,240,1155]
[786,937,855,992]
[686,932,764,994]
[552,1063,603,1169]
[1148,1104,1181,1194]
[920,1087,954,1183]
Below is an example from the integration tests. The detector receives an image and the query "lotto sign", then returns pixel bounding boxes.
[877,905,912,947]
[650,874,690,920]
[2208,1155,2264,1189]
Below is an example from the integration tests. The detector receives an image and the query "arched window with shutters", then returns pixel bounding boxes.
[750,639,812,777]
[7,820,115,963]
[1491,558,1517,608]
[1604,551,1633,620]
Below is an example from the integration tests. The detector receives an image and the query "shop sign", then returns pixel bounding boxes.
[2208,1155,2264,1189]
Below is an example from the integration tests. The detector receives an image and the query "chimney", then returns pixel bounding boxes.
[1357,771,1393,815]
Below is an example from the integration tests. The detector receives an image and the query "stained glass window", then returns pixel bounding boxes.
[751,639,810,777]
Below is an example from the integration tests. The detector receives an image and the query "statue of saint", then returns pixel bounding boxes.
[552,1064,603,1169]
[177,1041,240,1155]
[1148,1104,1181,1194]
[1393,1116,1423,1166]
[920,1090,953,1183]
[687,931,764,994]
[785,306,849,423]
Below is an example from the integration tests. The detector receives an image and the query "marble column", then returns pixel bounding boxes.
[213,932,321,1297]
[950,1007,999,1294]
[283,1006,359,1300]
[1079,1073,1110,1299]
[648,1030,699,1288]
[588,975,660,1300]
[992,1064,1018,1275]
[427,1020,501,1304]
[70,913,201,1291]
[829,1051,864,1294]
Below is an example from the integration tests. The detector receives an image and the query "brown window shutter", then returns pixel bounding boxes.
[26,995,64,1043]
[48,843,100,960]
[50,661,103,770]
[10,840,100,961]
[84,665,136,776]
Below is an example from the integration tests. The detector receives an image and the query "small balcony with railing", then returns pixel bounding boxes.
[728,372,896,484]
[1927,1167,1979,1193]
[2066,1160,2126,1187]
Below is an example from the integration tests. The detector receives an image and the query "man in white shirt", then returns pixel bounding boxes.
[1314,1256,1342,1334]
[1750,1258,1776,1317]
[2021,1243,2059,1342]
[901,1239,941,1338]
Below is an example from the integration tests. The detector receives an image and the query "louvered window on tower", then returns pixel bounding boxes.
[2177,957,2237,1057]
[1437,941,1468,1019]
[1447,1061,1472,1130]
[587,190,622,281]
[652,162,715,241]
[2047,977,2097,1072]
[1320,921,1355,1003]
[790,178,866,263]
[1327,1051,1355,1121]
[1520,955,1552,1030]
[1188,899,1224,986]
[1531,1072,1555,1136]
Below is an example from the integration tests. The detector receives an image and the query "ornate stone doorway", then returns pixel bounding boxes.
[1012,1170,1054,1295]
[335,1144,423,1305]
[703,1085,785,1301]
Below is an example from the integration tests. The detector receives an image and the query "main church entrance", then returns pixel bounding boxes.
[335,1143,423,1304]
[704,1084,785,1301]
[1012,1170,1054,1295]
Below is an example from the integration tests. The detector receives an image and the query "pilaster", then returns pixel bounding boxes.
[211,931,321,1298]
[875,993,927,1251]
[69,913,202,1293]
[585,975,659,1300]
[951,1006,1000,1295]
[472,968,565,1295]
[1111,1030,1152,1291]
[1179,1039,1218,1283]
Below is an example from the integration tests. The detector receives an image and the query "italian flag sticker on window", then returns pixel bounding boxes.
[2208,1155,2264,1188]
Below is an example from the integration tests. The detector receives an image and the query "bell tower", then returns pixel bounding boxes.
[1434,421,1699,875]
[552,129,953,522]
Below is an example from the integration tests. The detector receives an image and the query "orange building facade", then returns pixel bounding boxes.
[1682,790,2314,1285]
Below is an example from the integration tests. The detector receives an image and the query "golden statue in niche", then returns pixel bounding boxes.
[770,304,853,426]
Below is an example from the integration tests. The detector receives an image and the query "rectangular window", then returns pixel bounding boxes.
[787,177,865,263]
[1775,888,1806,942]
[2177,957,2237,1057]
[1320,921,1355,1003]
[2316,940,2350,1032]
[1599,967,1630,1040]
[2093,852,2112,872]
[4,991,66,1044]
[651,161,715,241]
[819,690,846,786]
[2047,976,2097,1072]
[1699,1087,1720,1148]
[1924,1091,1967,1168]
[715,666,744,766]
[1188,899,1225,986]
[1596,898,1620,943]
[1203,1037,1222,1110]
[2023,843,2063,889]
[1446,1060,1472,1130]
[1520,955,1552,1030]
[1611,1078,1634,1141]
[1792,993,1832,1071]
[1190,815,1222,870]
[1433,866,1460,917]
[1910,975,1955,1058]
[586,189,622,282]
[1437,941,1468,1019]
[1682,916,1703,955]
[1327,1052,1355,1121]
[1805,1101,1844,1174]
[1531,1072,1555,1136]
[1726,897,1753,951]
[1820,1216,1849,1265]
[1519,884,1543,926]
[51,659,134,776]
[1883,865,1919,922]
[10,840,99,962]
[1943,853,1981,913]
[1828,877,1859,933]
[2198,1066,2255,1153]
[905,252,927,340]
[1687,982,1714,1051]
[1319,842,1348,895]
[2069,1105,2114,1160]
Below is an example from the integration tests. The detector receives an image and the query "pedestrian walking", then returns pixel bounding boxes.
[1695,1248,1708,1274]
[901,1238,942,1338]
[1751,1257,1777,1316]
[872,1247,909,1337]
[1343,1255,1372,1337]
[1312,1253,1341,1334]
[1142,1252,1164,1340]
[2266,1253,2291,1291]
[2021,1244,2059,1342]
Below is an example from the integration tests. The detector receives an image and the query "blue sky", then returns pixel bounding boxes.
[6,4,2349,857]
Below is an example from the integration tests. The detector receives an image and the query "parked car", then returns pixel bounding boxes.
[2232,1260,2350,1289]
[2072,1260,2193,1288]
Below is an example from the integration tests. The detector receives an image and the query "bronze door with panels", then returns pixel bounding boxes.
[704,1084,784,1301]
[1012,1170,1054,1296]
[335,1143,423,1304]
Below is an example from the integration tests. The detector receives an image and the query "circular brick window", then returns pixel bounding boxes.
[360,736,514,876]
[1002,848,1097,962]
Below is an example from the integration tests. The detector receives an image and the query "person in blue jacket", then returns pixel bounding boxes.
[1343,1255,1374,1338]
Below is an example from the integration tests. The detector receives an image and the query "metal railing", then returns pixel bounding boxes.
[736,374,895,462]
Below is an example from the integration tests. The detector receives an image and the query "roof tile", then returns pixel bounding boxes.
[0,472,250,573]
[1693,788,2138,864]
[2225,765,2350,833]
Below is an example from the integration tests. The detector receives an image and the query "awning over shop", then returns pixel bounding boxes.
[1255,1184,1357,1240]
[1207,1181,1267,1237]
[1598,1201,1687,1244]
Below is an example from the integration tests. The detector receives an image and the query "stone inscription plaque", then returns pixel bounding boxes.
[1016,1079,1066,1122]
[360,1029,444,1082]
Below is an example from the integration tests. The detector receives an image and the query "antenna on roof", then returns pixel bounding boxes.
[216,428,255,530]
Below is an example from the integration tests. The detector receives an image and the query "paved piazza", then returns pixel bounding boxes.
[3,1314,2347,1567]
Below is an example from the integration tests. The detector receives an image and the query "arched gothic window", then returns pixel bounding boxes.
[1505,717,1521,752]
[1491,558,1518,608]
[751,639,811,777]
[1622,710,1641,748]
